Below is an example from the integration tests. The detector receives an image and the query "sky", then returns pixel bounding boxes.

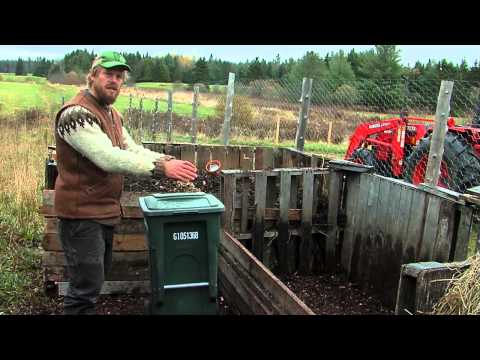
[0,45,479,67]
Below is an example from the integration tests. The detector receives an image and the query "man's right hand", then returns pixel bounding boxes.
[155,159,198,182]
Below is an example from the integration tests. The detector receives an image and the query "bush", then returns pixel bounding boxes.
[215,94,254,128]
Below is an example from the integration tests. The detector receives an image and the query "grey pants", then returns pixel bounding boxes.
[58,219,114,315]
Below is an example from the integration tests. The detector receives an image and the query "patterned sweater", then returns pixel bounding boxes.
[57,105,165,176]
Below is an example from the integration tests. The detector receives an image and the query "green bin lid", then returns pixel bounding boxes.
[139,192,225,216]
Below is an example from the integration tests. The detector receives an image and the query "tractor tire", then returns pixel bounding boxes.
[404,131,480,193]
[348,148,392,177]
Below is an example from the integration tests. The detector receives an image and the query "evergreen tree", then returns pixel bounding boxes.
[246,57,264,80]
[328,50,355,82]
[192,57,209,83]
[358,45,403,79]
[289,51,328,81]
[15,58,26,75]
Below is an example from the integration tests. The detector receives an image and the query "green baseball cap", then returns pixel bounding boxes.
[91,51,131,72]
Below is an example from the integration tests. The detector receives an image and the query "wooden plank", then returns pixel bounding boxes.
[340,173,361,274]
[328,160,374,173]
[278,171,291,274]
[58,281,150,296]
[42,233,147,252]
[419,196,441,261]
[222,174,236,234]
[326,170,342,271]
[42,251,148,267]
[402,190,427,264]
[180,144,196,164]
[432,199,456,262]
[221,168,329,176]
[239,146,255,170]
[221,232,315,315]
[453,206,474,261]
[376,178,410,307]
[197,145,212,171]
[240,177,250,233]
[299,170,314,274]
[210,145,227,171]
[253,173,267,261]
[348,173,370,280]
[224,146,240,169]
[45,217,146,235]
[45,261,150,282]
[255,147,274,170]
[358,174,381,285]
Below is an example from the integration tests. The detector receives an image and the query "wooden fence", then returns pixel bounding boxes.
[221,168,330,275]
[330,161,474,308]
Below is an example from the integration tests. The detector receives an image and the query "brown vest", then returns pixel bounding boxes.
[54,90,125,219]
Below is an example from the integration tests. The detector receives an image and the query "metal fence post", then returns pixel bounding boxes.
[424,80,454,187]
[222,72,235,146]
[191,85,199,144]
[167,89,173,143]
[295,78,313,151]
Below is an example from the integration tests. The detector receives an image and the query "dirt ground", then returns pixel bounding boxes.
[279,271,394,315]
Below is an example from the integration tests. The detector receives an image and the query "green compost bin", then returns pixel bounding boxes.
[138,192,225,315]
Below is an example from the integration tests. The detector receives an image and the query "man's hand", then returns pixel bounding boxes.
[154,159,197,182]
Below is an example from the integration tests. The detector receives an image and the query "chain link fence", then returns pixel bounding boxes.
[119,77,480,194]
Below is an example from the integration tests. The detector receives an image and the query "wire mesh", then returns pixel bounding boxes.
[96,77,480,194]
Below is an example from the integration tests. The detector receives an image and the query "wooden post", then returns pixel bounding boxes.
[326,170,343,271]
[167,89,173,143]
[191,85,199,144]
[295,77,313,152]
[152,98,159,136]
[222,72,235,146]
[424,80,454,187]
[275,115,281,145]
[61,96,65,105]
[327,121,333,144]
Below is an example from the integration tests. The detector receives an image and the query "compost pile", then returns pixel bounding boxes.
[432,255,480,315]
[279,271,394,315]
[124,170,221,197]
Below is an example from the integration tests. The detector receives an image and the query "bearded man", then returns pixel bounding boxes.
[54,51,197,314]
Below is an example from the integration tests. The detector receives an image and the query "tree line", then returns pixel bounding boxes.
[2,46,480,115]
[2,46,480,84]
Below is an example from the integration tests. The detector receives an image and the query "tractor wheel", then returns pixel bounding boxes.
[404,132,480,193]
[348,148,392,177]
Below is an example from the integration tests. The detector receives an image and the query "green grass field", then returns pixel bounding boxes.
[0,78,216,118]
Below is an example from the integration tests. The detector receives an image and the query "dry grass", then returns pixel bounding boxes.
[120,87,220,108]
[0,112,53,313]
[432,255,480,315]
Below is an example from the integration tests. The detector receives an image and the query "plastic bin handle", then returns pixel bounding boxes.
[164,282,209,290]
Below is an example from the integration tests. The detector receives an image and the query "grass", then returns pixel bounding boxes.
[0,114,54,314]
[0,77,216,119]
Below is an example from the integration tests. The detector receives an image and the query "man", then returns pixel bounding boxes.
[54,51,198,314]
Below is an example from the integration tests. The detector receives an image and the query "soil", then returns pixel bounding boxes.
[279,271,394,315]
[123,170,221,197]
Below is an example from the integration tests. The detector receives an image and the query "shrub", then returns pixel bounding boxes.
[215,94,254,128]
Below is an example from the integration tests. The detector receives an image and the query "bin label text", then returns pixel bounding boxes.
[173,231,199,241]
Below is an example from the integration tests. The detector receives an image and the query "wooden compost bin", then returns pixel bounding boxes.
[329,161,475,309]
[39,142,325,314]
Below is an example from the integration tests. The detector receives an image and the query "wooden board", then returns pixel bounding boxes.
[57,281,150,296]
[253,173,267,261]
[219,231,315,315]
[278,171,291,274]
[340,173,361,275]
[42,233,147,251]
[224,146,240,169]
[254,147,274,170]
[197,145,212,171]
[454,206,473,261]
[326,171,343,271]
[239,146,255,170]
[299,170,314,274]
[180,144,196,164]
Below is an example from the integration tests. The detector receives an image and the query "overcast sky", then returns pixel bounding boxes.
[1,45,479,67]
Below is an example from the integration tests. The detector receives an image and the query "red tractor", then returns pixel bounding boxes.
[345,113,480,193]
